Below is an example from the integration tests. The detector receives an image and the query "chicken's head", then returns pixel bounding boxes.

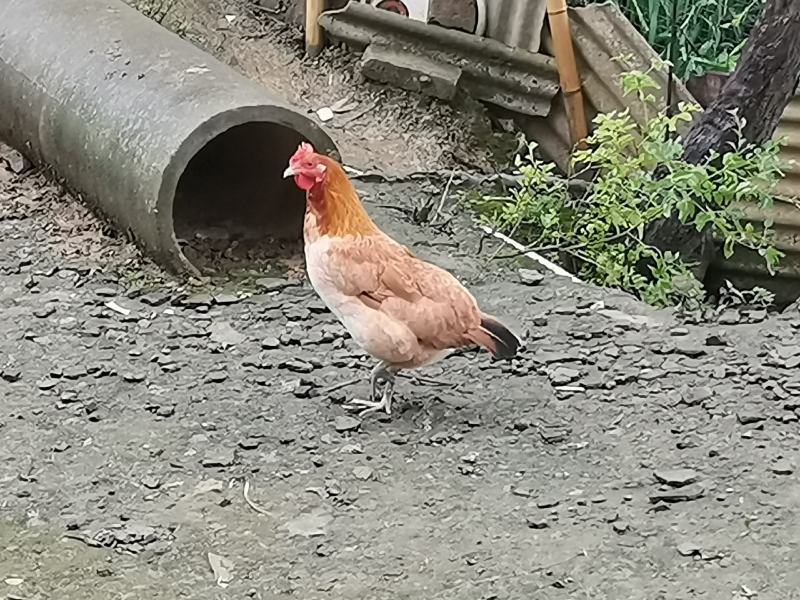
[283,142,328,191]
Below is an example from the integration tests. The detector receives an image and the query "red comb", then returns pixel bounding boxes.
[292,141,315,160]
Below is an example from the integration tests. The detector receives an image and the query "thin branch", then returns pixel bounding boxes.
[490,226,641,261]
[478,224,582,283]
[431,170,456,225]
[243,480,273,517]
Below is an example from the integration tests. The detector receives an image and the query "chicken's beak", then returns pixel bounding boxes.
[282,166,294,179]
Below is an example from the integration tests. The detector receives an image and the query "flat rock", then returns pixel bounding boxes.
[548,366,581,386]
[36,378,58,390]
[208,552,234,588]
[679,387,711,407]
[334,416,360,432]
[209,321,246,346]
[213,293,240,306]
[33,306,56,318]
[518,268,544,286]
[256,277,293,292]
[705,333,728,346]
[776,344,800,360]
[771,460,794,475]
[94,287,118,298]
[261,336,281,349]
[674,340,706,357]
[181,293,213,307]
[194,479,224,494]
[201,448,236,468]
[612,521,629,534]
[284,509,333,538]
[653,468,699,487]
[718,310,741,325]
[737,410,766,425]
[205,370,229,383]
[677,541,701,557]
[649,484,705,504]
[1,368,21,383]
[352,466,373,480]
[238,437,261,450]
[526,517,549,529]
[536,497,560,509]
[140,475,161,490]
[140,292,171,306]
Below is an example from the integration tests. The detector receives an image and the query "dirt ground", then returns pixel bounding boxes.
[162,0,514,174]
[3,2,800,600]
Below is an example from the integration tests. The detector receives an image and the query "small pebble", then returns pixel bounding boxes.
[653,468,699,487]
[334,416,360,432]
[526,517,549,529]
[352,466,373,481]
[771,460,794,475]
[677,541,701,557]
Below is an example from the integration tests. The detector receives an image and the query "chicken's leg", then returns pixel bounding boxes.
[369,361,389,400]
[346,361,397,415]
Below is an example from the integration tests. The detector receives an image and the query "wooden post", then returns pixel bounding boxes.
[305,0,325,57]
[545,0,588,148]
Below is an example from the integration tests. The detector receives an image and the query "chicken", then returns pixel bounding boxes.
[283,142,521,416]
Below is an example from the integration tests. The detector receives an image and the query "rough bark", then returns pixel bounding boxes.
[643,0,800,281]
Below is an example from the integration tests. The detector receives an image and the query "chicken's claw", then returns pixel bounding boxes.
[345,397,392,416]
[345,376,395,417]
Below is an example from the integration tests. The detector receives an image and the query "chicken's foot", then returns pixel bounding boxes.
[345,361,397,416]
[347,377,396,416]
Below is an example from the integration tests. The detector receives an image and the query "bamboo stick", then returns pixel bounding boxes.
[545,0,588,149]
[305,0,325,57]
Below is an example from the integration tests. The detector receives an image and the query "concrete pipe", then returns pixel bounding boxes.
[0,0,337,274]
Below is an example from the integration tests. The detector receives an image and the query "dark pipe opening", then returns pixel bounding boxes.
[173,122,307,276]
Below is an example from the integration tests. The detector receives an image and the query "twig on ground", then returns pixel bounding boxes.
[332,101,378,129]
[243,480,272,517]
[406,374,456,387]
[431,170,456,225]
[322,378,361,394]
[491,227,639,261]
[377,204,415,217]
[478,224,582,284]
[488,221,520,261]
[248,1,281,14]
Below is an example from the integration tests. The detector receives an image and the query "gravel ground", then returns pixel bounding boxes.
[3,157,800,600]
[3,3,800,599]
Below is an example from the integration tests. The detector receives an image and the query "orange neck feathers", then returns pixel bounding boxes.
[306,157,378,237]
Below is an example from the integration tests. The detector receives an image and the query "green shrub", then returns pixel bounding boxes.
[472,64,785,308]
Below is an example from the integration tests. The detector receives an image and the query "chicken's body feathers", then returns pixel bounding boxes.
[305,212,482,368]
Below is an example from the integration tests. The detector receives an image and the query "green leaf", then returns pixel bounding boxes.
[723,236,736,259]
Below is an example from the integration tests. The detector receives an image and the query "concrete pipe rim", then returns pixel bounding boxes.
[157,104,338,276]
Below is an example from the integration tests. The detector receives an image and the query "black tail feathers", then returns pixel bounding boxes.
[480,315,521,360]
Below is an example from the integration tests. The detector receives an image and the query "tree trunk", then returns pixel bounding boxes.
[643,0,800,281]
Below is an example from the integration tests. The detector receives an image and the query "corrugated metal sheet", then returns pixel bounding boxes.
[319,1,560,116]
[775,94,800,199]
[485,0,547,54]
[520,1,694,171]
